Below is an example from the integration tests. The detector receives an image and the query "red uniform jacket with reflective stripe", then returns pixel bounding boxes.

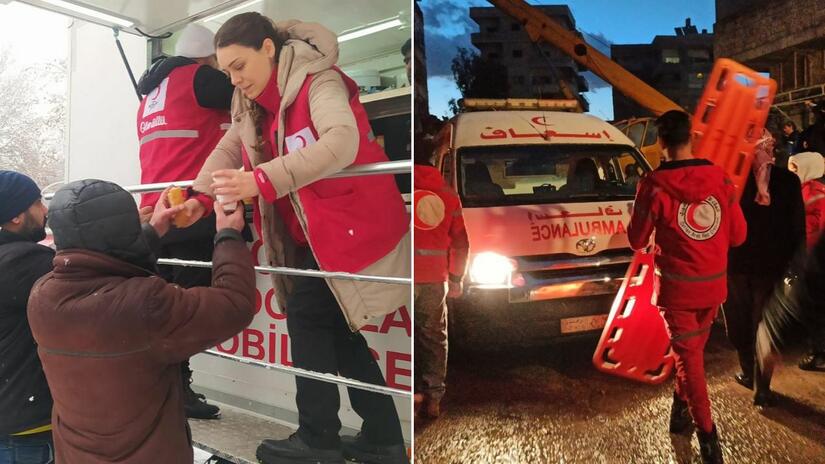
[413,165,469,283]
[251,68,409,273]
[802,179,825,249]
[628,159,747,310]
[137,64,230,207]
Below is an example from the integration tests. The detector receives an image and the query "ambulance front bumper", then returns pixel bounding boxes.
[465,252,632,302]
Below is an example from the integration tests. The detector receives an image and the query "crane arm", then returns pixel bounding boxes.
[487,0,683,116]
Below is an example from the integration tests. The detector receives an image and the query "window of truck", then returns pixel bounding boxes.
[457,144,646,207]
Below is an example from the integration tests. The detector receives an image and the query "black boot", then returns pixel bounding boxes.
[669,392,693,435]
[753,360,775,407]
[798,352,825,371]
[732,372,753,389]
[697,425,723,464]
[181,361,220,420]
[734,351,754,389]
[256,433,344,464]
[341,432,409,464]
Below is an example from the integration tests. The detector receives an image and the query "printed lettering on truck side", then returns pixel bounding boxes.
[462,202,633,258]
[214,236,411,391]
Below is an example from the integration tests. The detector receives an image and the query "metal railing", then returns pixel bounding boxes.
[772,83,825,107]
[43,160,412,398]
[157,258,410,285]
[42,160,411,200]
[203,350,408,398]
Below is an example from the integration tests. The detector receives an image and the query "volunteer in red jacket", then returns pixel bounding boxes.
[136,23,234,420]
[628,110,746,464]
[788,152,825,248]
[788,151,825,371]
[185,13,410,464]
[413,149,469,419]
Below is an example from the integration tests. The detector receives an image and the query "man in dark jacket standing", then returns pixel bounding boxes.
[726,129,805,407]
[628,111,747,464]
[781,121,801,156]
[0,171,54,464]
[801,101,825,155]
[136,22,235,420]
[27,180,256,463]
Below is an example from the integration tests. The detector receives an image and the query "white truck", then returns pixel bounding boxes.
[7,1,412,462]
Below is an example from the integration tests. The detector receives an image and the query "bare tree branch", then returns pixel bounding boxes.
[0,47,67,188]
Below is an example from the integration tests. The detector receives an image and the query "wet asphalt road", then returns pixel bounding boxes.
[413,328,825,464]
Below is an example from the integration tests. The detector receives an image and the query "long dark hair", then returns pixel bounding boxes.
[215,12,289,153]
[214,12,288,51]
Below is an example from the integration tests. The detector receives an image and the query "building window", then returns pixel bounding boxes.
[512,49,523,58]
[511,22,521,31]
[514,75,525,84]
[662,49,680,64]
[795,52,810,88]
[688,49,711,64]
[688,72,705,89]
[488,52,500,60]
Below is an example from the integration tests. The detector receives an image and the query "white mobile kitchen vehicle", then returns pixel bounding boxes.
[433,100,650,347]
[5,1,412,462]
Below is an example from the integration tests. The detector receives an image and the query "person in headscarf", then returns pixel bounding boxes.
[788,152,825,248]
[725,128,806,405]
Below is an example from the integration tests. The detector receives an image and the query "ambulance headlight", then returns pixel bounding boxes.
[469,252,516,287]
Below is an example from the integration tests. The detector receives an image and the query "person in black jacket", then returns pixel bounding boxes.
[135,23,235,420]
[756,223,825,390]
[0,171,54,463]
[725,130,806,406]
[781,121,801,156]
[800,100,825,155]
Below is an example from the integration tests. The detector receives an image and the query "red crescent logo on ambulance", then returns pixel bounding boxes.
[414,190,445,230]
[531,116,553,127]
[677,196,721,241]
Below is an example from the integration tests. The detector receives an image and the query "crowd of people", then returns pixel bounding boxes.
[628,107,825,464]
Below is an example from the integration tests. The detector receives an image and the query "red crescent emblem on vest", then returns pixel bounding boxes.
[677,196,721,241]
[684,203,712,232]
[414,190,446,230]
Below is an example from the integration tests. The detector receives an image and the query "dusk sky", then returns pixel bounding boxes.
[420,0,716,120]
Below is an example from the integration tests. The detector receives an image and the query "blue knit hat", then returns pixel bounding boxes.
[0,171,41,225]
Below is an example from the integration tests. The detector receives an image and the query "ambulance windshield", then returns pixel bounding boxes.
[457,144,647,207]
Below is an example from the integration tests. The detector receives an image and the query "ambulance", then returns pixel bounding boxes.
[432,100,651,347]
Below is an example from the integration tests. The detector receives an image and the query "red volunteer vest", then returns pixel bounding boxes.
[413,165,469,283]
[137,64,231,207]
[803,180,825,249]
[248,68,409,273]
